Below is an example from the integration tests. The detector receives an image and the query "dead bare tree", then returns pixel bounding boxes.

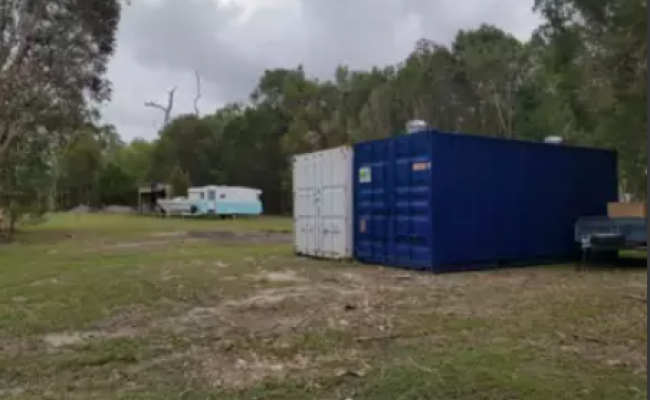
[144,86,177,128]
[193,69,202,116]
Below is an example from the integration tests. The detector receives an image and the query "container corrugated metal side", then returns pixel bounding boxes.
[293,146,353,259]
[353,131,618,273]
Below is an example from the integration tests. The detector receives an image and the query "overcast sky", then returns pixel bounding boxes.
[101,0,543,141]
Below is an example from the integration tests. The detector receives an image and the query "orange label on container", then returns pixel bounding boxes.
[412,162,431,171]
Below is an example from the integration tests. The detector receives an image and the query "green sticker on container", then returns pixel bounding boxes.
[359,167,371,183]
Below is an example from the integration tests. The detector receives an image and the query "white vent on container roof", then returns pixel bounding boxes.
[544,136,563,144]
[406,120,428,134]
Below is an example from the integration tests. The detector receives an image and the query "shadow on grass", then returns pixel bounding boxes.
[578,252,648,272]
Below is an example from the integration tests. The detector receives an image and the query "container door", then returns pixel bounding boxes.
[293,154,320,256]
[355,134,433,270]
[393,134,433,269]
[317,148,351,258]
[355,140,392,264]
[293,155,316,255]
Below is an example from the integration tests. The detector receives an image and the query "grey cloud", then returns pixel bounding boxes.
[297,0,426,73]
[403,0,543,41]
[119,0,265,103]
[284,0,539,76]
[105,0,542,140]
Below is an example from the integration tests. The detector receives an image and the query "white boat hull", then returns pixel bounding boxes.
[157,198,193,214]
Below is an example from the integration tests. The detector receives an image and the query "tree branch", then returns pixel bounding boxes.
[0,0,49,76]
[193,69,202,116]
[144,86,176,128]
[0,121,17,162]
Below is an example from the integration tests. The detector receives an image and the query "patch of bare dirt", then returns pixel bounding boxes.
[88,238,200,252]
[549,333,648,374]
[29,277,61,286]
[89,230,291,252]
[199,352,310,389]
[176,270,421,339]
[187,230,291,244]
[42,327,139,349]
[0,335,39,358]
[83,230,291,253]
[34,267,568,357]
[249,270,309,283]
[5,250,644,396]
[150,231,188,238]
[0,388,26,398]
[168,286,329,334]
[581,343,648,373]
[224,285,320,308]
[197,348,366,390]
[159,269,403,339]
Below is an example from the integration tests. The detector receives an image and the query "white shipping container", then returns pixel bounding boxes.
[292,146,353,259]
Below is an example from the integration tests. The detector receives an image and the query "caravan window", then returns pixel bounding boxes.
[208,190,216,200]
[219,193,226,199]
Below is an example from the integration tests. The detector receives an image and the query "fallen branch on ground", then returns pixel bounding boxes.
[355,331,438,343]
[623,294,647,303]
[556,330,610,344]
[573,333,609,344]
[406,357,435,373]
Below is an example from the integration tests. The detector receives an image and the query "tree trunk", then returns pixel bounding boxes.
[0,209,5,241]
[9,212,18,234]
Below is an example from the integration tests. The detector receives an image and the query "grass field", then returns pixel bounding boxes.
[0,213,647,399]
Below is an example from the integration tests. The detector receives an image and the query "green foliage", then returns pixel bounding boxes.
[121,11,643,211]
[117,138,155,185]
[0,133,55,235]
[53,125,128,209]
[169,165,191,197]
[150,114,227,186]
[97,162,138,206]
[59,130,104,205]
[535,0,647,196]
[0,0,122,236]
[5,0,647,228]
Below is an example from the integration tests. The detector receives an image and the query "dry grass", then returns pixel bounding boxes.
[0,213,646,399]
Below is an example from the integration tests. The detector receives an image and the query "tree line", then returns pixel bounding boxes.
[0,0,646,236]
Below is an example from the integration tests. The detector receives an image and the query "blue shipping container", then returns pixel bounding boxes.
[353,130,618,273]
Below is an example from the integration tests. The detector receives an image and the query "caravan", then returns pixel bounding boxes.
[188,186,263,216]
[158,185,263,217]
